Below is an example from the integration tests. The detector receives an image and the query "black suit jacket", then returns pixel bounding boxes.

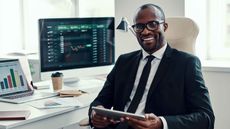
[89,45,215,129]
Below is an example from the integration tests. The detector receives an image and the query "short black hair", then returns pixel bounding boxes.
[137,3,165,21]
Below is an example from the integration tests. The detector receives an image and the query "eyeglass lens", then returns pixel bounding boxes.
[132,21,162,33]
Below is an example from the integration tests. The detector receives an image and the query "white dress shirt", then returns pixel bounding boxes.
[124,44,168,129]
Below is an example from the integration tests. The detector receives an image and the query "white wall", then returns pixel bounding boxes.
[115,0,185,58]
[203,69,230,129]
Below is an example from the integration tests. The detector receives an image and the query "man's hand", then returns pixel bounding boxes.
[91,105,118,128]
[124,113,163,129]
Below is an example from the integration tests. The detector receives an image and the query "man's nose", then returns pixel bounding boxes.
[141,27,151,35]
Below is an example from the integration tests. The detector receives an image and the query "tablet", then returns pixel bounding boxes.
[92,107,145,120]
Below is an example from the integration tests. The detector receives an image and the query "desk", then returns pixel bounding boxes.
[0,78,104,129]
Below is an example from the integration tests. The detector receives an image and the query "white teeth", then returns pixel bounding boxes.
[143,37,154,41]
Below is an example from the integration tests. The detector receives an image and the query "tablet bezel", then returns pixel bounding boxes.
[92,107,145,120]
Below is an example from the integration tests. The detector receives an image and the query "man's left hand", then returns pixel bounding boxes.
[124,113,163,129]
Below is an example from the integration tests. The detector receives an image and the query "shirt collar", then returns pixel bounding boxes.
[142,43,167,60]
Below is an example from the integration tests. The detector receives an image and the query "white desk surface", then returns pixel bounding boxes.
[0,78,104,129]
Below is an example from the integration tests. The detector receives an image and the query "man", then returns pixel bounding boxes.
[89,3,215,129]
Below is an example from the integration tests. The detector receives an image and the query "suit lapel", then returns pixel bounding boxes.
[121,51,142,110]
[145,45,173,110]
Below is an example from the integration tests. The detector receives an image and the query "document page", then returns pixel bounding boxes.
[29,97,83,109]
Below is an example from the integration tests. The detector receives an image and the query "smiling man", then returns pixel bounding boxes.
[89,3,215,129]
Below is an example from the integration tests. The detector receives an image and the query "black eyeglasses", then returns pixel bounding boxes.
[132,20,164,33]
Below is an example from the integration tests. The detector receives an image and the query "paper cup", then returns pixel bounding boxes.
[51,76,63,91]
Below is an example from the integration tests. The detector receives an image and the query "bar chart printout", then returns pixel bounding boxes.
[0,61,28,95]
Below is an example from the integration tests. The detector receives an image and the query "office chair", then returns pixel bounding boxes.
[78,17,199,128]
[165,17,199,54]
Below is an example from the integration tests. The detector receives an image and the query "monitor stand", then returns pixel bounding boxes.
[63,77,80,85]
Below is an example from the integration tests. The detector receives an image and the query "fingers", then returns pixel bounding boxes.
[91,105,120,128]
[125,113,159,129]
[91,113,110,128]
[109,119,120,124]
[120,117,125,122]
[126,117,149,127]
[91,105,104,119]
[91,106,110,128]
[92,113,107,122]
[144,113,157,120]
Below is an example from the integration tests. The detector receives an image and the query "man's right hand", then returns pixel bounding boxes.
[91,105,114,128]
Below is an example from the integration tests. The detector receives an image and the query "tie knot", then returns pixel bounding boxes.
[146,55,155,62]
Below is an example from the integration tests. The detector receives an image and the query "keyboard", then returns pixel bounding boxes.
[1,91,58,103]
[2,91,33,99]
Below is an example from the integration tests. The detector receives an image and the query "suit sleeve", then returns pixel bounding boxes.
[88,56,121,126]
[164,56,215,129]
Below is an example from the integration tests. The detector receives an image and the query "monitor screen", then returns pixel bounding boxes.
[39,17,114,80]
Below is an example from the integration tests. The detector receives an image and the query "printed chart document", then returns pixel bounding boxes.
[29,97,83,109]
[0,110,31,120]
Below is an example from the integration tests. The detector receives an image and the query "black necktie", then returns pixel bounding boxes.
[127,55,155,113]
[116,55,154,129]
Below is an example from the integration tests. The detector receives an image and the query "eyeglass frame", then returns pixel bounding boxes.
[131,20,165,33]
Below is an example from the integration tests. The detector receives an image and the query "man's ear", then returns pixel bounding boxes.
[163,23,168,32]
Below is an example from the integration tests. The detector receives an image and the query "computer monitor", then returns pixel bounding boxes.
[39,17,114,82]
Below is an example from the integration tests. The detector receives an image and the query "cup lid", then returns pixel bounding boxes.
[51,72,63,77]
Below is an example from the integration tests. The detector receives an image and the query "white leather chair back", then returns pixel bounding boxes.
[165,17,199,54]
